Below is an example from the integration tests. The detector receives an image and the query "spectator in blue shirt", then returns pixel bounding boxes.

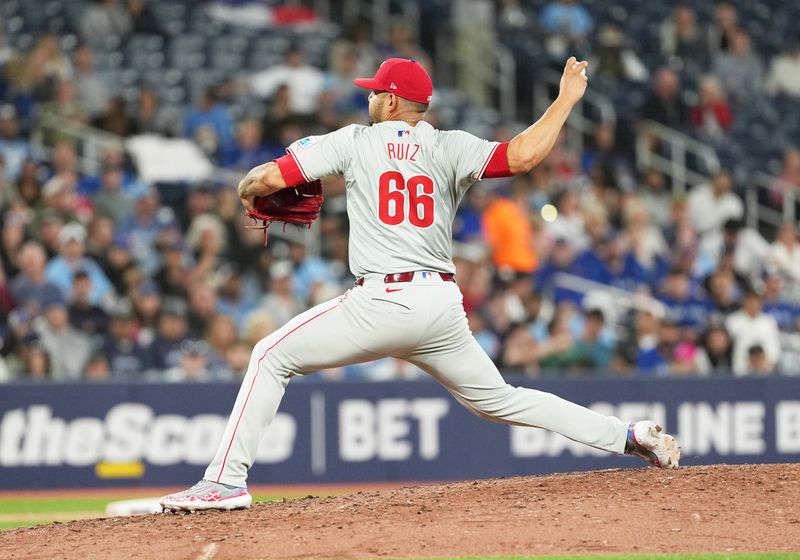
[540,0,593,58]
[45,222,115,307]
[0,105,30,182]
[535,237,583,305]
[573,230,648,292]
[657,268,711,333]
[632,307,670,375]
[761,272,800,331]
[184,86,234,162]
[116,185,177,276]
[220,118,273,172]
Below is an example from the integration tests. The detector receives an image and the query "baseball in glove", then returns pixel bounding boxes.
[244,179,324,244]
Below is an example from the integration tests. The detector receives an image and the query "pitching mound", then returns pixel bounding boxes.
[2,464,799,559]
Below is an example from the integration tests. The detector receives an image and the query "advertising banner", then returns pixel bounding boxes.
[0,378,798,489]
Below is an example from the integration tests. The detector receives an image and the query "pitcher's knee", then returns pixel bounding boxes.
[251,338,294,381]
[459,384,519,420]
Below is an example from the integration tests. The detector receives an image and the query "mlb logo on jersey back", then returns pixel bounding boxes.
[297,136,319,150]
[397,130,410,138]
[420,271,430,279]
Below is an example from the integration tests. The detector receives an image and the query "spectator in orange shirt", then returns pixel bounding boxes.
[482,178,538,273]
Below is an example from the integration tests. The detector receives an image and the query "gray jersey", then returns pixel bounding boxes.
[286,120,498,276]
[194,109,653,497]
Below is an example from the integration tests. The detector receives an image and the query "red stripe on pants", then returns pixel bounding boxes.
[215,304,339,483]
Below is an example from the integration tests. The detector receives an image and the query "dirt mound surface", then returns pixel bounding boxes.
[3,464,799,560]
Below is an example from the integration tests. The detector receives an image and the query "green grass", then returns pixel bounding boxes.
[0,497,116,515]
[0,493,290,529]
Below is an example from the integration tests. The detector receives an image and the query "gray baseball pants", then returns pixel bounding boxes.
[205,273,629,487]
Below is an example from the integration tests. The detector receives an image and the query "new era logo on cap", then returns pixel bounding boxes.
[352,59,433,105]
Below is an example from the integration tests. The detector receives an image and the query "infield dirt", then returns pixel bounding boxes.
[1,464,798,559]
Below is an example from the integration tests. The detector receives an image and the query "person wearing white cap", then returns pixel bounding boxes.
[45,222,116,306]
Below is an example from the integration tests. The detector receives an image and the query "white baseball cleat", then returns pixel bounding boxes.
[625,421,681,469]
[159,479,252,512]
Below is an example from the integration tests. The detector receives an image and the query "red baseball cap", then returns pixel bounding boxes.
[353,58,433,105]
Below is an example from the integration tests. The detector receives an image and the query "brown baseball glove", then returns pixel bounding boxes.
[245,179,323,243]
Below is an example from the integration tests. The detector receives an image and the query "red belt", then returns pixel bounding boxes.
[355,271,455,286]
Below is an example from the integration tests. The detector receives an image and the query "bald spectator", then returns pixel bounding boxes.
[639,68,689,129]
[10,241,63,312]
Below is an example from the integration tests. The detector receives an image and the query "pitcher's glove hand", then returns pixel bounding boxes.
[245,179,323,243]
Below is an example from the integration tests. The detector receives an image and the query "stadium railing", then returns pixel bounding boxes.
[532,68,617,155]
[635,119,720,195]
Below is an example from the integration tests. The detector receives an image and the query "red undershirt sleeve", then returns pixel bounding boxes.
[275,153,306,186]
[481,141,513,179]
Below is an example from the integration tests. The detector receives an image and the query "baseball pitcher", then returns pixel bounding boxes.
[161,57,680,511]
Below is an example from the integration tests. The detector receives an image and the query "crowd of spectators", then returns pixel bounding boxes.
[1,0,799,383]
